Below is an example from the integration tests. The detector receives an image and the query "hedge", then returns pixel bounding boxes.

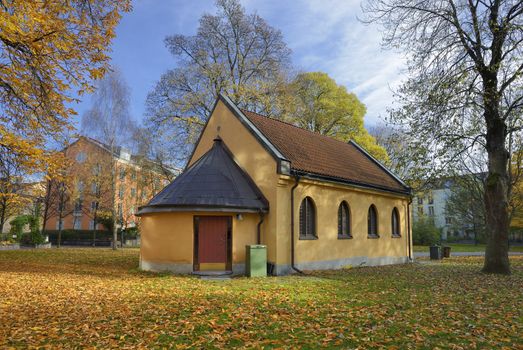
[45,230,113,242]
[44,229,139,242]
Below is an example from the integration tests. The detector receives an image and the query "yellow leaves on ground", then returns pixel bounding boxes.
[0,249,522,349]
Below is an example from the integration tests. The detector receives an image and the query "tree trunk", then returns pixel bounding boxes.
[0,214,5,241]
[0,201,6,241]
[92,210,97,247]
[482,77,510,274]
[41,180,52,236]
[111,158,118,250]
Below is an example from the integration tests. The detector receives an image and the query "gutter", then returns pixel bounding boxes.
[256,211,265,245]
[291,171,411,197]
[407,196,413,261]
[290,175,303,274]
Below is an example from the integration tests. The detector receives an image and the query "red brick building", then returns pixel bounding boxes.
[44,137,172,232]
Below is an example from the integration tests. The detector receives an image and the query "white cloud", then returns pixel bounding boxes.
[245,0,407,126]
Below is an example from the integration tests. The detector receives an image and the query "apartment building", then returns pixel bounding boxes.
[44,136,172,232]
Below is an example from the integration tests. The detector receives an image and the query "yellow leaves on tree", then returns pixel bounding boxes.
[0,0,131,179]
[286,72,389,162]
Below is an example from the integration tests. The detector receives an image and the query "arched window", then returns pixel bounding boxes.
[299,197,316,239]
[392,208,401,237]
[338,201,351,238]
[368,205,379,237]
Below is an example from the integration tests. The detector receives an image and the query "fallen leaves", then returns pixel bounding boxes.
[0,249,521,349]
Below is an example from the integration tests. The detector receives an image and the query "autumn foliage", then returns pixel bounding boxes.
[0,0,130,180]
[0,249,521,349]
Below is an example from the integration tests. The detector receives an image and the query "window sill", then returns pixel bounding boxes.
[299,236,318,240]
[391,235,402,238]
[367,235,380,239]
[337,235,353,240]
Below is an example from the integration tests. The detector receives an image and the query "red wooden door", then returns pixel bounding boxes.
[197,216,229,264]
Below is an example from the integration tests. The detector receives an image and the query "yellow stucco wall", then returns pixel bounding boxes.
[277,177,411,267]
[140,211,259,268]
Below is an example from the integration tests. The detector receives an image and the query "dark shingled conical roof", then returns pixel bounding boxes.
[137,139,268,215]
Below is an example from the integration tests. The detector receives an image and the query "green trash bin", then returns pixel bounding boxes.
[246,245,267,277]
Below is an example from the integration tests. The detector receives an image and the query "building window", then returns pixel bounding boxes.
[368,205,379,237]
[417,197,423,205]
[77,181,84,193]
[89,220,98,230]
[117,203,123,219]
[428,206,435,216]
[445,217,452,225]
[73,217,81,230]
[119,169,125,181]
[76,152,86,163]
[338,201,351,238]
[391,208,401,237]
[299,197,316,239]
[131,188,136,197]
[428,192,434,204]
[74,199,83,214]
[91,201,98,212]
[131,170,137,180]
[91,182,101,196]
[418,206,424,216]
[92,163,101,175]
[56,220,63,230]
[119,186,124,200]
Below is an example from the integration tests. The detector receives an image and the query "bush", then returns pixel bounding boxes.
[124,227,140,239]
[20,231,45,245]
[9,215,44,245]
[413,218,441,245]
[9,215,31,239]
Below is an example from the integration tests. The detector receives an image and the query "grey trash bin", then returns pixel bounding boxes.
[430,245,442,260]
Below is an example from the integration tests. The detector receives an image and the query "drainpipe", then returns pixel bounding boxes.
[407,196,413,261]
[256,211,265,245]
[290,175,303,274]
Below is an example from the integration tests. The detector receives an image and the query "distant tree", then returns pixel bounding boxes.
[54,179,73,248]
[364,0,523,274]
[287,72,387,161]
[0,0,130,186]
[81,69,135,250]
[445,174,487,244]
[131,127,177,182]
[509,142,523,234]
[368,125,416,181]
[146,0,291,165]
[0,149,29,239]
[413,217,441,246]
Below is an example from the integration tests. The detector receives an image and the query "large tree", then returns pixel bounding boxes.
[0,0,130,211]
[364,0,523,274]
[288,72,387,161]
[146,0,291,165]
[81,69,135,250]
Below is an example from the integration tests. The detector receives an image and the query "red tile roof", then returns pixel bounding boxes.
[241,110,409,193]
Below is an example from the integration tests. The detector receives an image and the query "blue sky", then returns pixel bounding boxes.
[75,0,406,127]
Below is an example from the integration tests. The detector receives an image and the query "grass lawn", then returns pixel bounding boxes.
[0,249,521,349]
[414,243,523,253]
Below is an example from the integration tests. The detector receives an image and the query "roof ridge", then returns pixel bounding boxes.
[240,108,355,148]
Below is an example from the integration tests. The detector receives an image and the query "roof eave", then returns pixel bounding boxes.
[348,140,411,191]
[136,204,269,216]
[291,169,412,196]
[218,94,291,175]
